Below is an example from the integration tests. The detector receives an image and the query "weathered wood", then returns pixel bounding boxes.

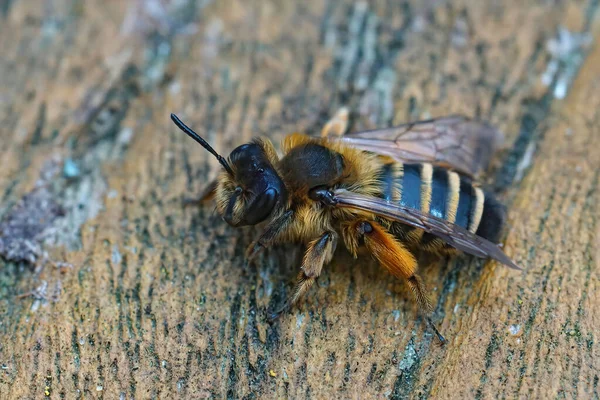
[0,0,598,399]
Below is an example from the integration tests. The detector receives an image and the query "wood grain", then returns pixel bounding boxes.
[0,0,598,399]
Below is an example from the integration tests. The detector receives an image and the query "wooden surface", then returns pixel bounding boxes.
[0,0,599,399]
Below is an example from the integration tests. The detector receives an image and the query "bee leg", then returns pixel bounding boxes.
[348,220,447,345]
[406,275,447,345]
[245,209,295,266]
[320,107,349,137]
[182,179,218,206]
[269,231,337,321]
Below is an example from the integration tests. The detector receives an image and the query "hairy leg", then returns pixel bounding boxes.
[269,230,338,320]
[343,220,446,344]
[245,209,295,265]
[320,107,349,137]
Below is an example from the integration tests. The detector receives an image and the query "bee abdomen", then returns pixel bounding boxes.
[376,162,505,247]
[379,163,402,202]
[419,166,461,247]
[474,192,506,243]
[399,163,423,210]
[428,167,460,220]
[452,178,506,243]
[422,171,506,246]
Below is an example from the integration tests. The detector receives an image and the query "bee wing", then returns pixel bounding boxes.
[335,116,503,178]
[332,189,520,270]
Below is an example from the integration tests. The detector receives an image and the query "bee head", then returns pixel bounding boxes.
[218,141,287,226]
[171,114,286,226]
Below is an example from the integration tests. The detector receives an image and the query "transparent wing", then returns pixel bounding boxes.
[334,116,503,178]
[332,189,520,270]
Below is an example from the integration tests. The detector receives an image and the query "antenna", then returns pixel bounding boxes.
[170,113,234,176]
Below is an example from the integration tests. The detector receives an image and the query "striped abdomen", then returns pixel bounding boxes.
[376,162,506,248]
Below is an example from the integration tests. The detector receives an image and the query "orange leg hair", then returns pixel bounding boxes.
[269,231,338,320]
[343,220,446,344]
[320,107,350,137]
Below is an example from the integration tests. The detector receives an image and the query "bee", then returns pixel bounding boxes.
[170,112,520,344]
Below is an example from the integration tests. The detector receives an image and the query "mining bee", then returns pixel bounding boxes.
[170,111,520,344]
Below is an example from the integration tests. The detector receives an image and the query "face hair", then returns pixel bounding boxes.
[170,113,234,176]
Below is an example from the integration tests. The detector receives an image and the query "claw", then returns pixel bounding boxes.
[268,301,291,323]
[242,256,258,273]
[245,241,265,265]
[426,317,447,345]
[182,196,202,207]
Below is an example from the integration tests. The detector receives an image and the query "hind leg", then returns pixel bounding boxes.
[343,220,446,344]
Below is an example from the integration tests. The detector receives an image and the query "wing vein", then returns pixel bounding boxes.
[332,189,520,270]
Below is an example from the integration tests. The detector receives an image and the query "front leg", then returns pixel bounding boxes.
[245,209,295,265]
[269,230,338,320]
[182,178,218,206]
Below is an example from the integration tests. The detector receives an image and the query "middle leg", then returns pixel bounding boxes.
[269,230,338,320]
